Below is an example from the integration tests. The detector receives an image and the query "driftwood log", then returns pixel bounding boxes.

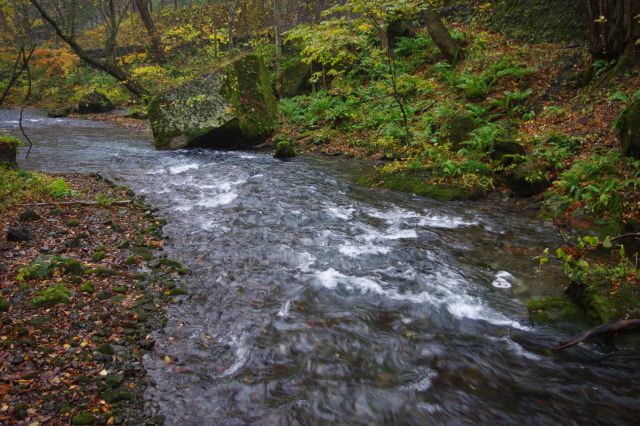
[557,319,640,350]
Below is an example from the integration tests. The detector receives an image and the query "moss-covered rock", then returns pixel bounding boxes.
[527,296,586,324]
[71,412,96,425]
[0,134,20,164]
[440,112,477,150]
[78,91,114,114]
[148,54,277,150]
[280,60,311,98]
[274,136,297,159]
[46,105,74,118]
[504,159,552,196]
[31,285,71,308]
[0,299,9,312]
[617,98,640,159]
[360,171,487,201]
[96,343,114,355]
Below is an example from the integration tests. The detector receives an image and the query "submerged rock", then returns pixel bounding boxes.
[78,91,114,114]
[617,98,640,158]
[148,54,277,150]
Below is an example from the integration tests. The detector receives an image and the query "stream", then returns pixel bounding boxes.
[5,109,640,424]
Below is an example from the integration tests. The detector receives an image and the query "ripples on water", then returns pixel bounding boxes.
[4,109,640,424]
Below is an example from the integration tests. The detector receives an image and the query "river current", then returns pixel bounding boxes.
[4,109,640,424]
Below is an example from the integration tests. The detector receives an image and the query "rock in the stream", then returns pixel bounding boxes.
[78,91,114,114]
[148,54,277,150]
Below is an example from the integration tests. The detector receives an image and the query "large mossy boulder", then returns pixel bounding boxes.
[280,60,311,98]
[617,98,640,159]
[78,91,114,114]
[148,54,277,150]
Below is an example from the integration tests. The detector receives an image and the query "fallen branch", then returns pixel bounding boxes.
[611,233,640,242]
[20,200,133,207]
[557,318,640,350]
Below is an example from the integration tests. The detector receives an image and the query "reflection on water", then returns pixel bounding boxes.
[4,109,640,424]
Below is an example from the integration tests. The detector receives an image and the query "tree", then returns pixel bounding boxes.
[422,3,462,64]
[134,0,165,63]
[586,0,640,61]
[274,0,282,96]
[29,0,148,97]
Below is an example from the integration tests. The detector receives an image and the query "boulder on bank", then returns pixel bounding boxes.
[617,98,640,158]
[280,60,311,98]
[148,54,277,150]
[504,159,552,196]
[78,91,114,114]
[440,112,477,150]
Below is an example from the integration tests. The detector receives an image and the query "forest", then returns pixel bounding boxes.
[1,0,640,424]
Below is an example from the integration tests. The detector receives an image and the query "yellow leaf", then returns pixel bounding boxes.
[163,355,171,364]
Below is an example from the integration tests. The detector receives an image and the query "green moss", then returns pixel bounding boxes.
[567,262,640,324]
[105,374,124,388]
[31,285,71,308]
[360,171,486,201]
[66,219,80,227]
[95,343,114,355]
[14,402,28,420]
[91,251,106,262]
[166,288,188,296]
[157,258,182,270]
[132,247,153,261]
[0,299,10,312]
[80,281,94,293]
[71,412,96,425]
[62,258,85,275]
[527,296,586,324]
[274,137,298,159]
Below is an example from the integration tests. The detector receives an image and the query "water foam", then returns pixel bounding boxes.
[169,163,200,174]
[492,271,517,289]
[314,268,528,330]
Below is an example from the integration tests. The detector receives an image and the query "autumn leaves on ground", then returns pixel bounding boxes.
[0,169,189,425]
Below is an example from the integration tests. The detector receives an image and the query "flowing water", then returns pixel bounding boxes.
[5,109,640,424]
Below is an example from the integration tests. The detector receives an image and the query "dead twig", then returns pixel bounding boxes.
[611,233,640,242]
[557,318,640,350]
[19,44,36,159]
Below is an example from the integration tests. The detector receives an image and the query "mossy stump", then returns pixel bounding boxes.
[0,134,20,164]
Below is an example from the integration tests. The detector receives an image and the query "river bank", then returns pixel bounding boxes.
[0,167,188,424]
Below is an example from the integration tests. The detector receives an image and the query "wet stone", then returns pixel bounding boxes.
[6,226,30,242]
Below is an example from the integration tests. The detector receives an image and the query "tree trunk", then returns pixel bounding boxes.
[227,0,239,49]
[274,0,282,96]
[135,0,165,63]
[587,0,640,60]
[422,6,462,64]
[29,0,148,98]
